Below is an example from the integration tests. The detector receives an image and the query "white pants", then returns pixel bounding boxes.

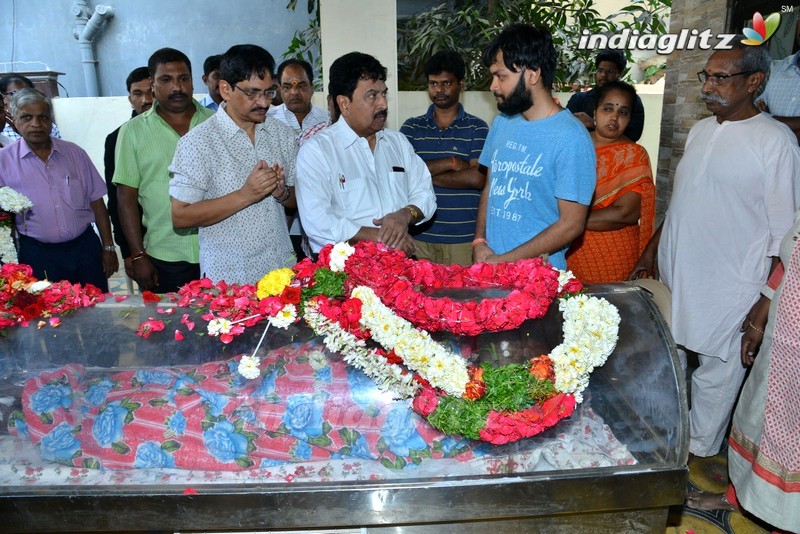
[682,333,749,457]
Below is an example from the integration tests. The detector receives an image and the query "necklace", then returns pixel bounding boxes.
[545,97,558,118]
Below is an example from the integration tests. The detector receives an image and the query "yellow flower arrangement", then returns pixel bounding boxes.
[256,268,294,299]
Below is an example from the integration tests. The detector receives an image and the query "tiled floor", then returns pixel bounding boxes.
[666,451,774,533]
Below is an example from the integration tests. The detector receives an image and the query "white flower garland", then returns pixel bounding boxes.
[0,187,33,265]
[352,286,469,397]
[304,301,418,398]
[549,295,621,403]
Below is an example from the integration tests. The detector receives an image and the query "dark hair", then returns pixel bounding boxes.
[328,52,387,114]
[277,58,313,83]
[125,66,150,92]
[482,23,557,89]
[220,44,275,87]
[593,80,637,110]
[596,50,627,72]
[148,48,192,79]
[424,50,466,81]
[203,54,223,77]
[0,74,34,93]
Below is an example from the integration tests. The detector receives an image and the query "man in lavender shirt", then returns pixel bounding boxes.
[0,88,117,290]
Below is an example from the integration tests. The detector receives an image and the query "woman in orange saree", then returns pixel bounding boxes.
[567,81,655,283]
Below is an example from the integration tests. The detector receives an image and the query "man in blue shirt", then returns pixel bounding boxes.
[474,23,596,270]
[401,51,489,265]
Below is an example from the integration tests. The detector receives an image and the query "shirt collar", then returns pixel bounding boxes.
[19,136,60,159]
[423,103,466,124]
[337,117,385,148]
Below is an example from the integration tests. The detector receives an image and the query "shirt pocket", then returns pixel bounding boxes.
[62,179,90,211]
[335,174,373,222]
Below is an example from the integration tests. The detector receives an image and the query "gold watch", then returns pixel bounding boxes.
[405,205,421,224]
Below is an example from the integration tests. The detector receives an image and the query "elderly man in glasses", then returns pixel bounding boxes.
[566,50,646,141]
[169,44,298,285]
[631,41,800,459]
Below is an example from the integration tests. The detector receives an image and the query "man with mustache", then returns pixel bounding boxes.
[295,52,436,256]
[267,58,331,260]
[267,59,329,145]
[113,48,214,293]
[473,23,596,270]
[169,44,297,285]
[400,50,489,266]
[631,41,800,459]
[0,88,118,290]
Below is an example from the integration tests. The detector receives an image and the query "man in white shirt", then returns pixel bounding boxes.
[631,41,800,458]
[267,59,329,144]
[170,44,297,285]
[295,52,436,256]
[267,59,330,259]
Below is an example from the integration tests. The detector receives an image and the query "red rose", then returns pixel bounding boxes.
[292,258,318,280]
[280,285,302,305]
[412,387,439,417]
[142,290,162,303]
[317,244,333,268]
[136,318,165,339]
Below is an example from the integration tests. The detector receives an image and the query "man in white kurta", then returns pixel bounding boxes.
[633,44,800,457]
[295,52,436,254]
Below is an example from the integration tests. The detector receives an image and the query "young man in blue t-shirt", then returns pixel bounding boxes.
[474,23,596,270]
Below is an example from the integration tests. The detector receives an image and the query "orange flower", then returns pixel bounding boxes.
[529,355,555,382]
[462,366,486,400]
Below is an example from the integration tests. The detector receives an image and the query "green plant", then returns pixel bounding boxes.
[397,0,671,89]
[284,0,323,90]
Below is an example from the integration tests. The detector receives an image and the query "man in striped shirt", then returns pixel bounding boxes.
[400,51,488,266]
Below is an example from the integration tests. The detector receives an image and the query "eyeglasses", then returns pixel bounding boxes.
[234,85,278,101]
[428,80,454,89]
[697,70,755,86]
[595,68,619,77]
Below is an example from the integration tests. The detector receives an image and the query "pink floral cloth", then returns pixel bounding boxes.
[10,340,477,470]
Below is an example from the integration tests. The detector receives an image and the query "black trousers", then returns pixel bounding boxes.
[18,226,108,292]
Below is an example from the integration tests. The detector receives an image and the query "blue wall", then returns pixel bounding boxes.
[0,0,316,97]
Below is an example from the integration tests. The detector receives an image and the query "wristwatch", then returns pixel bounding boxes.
[103,245,116,253]
[405,205,421,224]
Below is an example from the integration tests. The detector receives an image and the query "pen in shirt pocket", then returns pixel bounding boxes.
[391,166,405,172]
[64,174,70,185]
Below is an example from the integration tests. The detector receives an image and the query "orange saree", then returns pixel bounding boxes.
[567,142,655,284]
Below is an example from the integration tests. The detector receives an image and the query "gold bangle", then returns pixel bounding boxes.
[747,321,764,334]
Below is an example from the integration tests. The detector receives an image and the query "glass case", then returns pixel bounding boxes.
[0,283,687,533]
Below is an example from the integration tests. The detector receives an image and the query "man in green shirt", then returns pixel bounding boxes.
[113,48,214,293]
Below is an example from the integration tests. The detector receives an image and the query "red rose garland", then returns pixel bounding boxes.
[343,241,564,336]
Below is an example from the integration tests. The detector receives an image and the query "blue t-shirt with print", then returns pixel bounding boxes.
[478,110,596,270]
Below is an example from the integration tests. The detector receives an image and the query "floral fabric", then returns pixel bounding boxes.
[10,341,478,471]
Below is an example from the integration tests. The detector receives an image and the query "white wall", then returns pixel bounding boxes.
[53,86,663,182]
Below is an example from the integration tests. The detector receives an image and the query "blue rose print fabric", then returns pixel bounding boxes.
[8,341,475,470]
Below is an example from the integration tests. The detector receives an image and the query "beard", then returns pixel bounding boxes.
[496,74,534,115]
